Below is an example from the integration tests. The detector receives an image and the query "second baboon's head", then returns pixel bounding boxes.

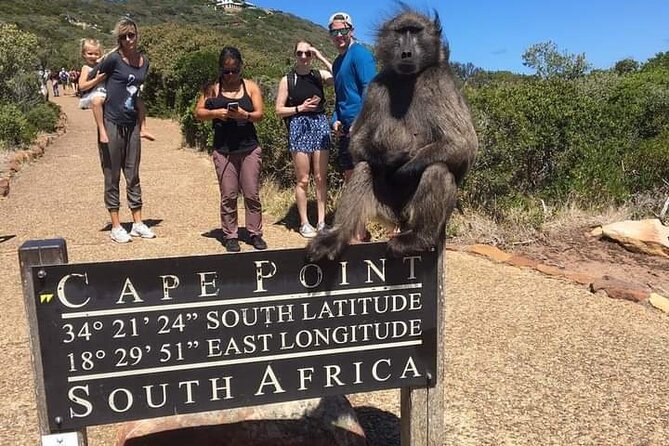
[375,10,446,76]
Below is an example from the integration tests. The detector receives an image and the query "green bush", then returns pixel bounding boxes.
[463,62,669,217]
[172,49,219,115]
[5,71,44,112]
[623,131,669,191]
[0,24,40,104]
[25,101,60,133]
[0,103,36,149]
[256,105,293,186]
[180,98,211,150]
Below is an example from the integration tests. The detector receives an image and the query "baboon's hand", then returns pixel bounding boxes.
[393,158,425,184]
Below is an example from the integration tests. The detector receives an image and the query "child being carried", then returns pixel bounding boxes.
[77,38,155,143]
[78,38,109,143]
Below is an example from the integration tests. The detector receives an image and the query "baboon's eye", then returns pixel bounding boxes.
[397,25,423,34]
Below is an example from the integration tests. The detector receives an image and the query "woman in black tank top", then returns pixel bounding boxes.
[195,47,267,252]
[275,40,334,238]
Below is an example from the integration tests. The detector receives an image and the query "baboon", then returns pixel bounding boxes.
[307,9,478,260]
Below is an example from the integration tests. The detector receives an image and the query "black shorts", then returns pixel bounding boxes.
[336,130,354,172]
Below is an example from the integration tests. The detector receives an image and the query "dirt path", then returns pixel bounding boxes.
[1,95,668,445]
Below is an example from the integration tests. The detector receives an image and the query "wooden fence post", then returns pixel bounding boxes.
[400,240,446,445]
[18,238,87,446]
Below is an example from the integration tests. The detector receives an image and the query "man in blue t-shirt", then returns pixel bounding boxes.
[328,12,377,181]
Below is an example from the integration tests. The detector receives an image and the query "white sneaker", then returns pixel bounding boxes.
[299,223,317,238]
[110,226,132,243]
[316,222,329,232]
[130,222,156,239]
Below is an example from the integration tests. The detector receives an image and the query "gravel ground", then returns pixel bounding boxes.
[0,96,667,445]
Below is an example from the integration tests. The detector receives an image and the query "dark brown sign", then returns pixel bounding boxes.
[31,242,437,431]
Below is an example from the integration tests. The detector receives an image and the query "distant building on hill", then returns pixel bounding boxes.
[213,0,256,11]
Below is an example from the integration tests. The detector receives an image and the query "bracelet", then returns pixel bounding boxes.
[295,106,299,114]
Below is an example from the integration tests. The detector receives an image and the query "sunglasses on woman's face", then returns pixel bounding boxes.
[120,32,137,40]
[222,68,240,75]
[296,51,312,58]
[329,27,351,37]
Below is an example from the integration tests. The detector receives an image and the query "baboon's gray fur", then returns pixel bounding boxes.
[308,9,478,260]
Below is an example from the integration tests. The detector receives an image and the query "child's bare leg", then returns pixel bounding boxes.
[137,101,155,141]
[91,97,108,143]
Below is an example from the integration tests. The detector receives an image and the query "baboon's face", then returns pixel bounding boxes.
[376,13,442,76]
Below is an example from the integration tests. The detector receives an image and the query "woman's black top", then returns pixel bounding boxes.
[289,70,326,115]
[205,80,259,154]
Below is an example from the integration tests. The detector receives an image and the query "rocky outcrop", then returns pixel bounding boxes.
[115,396,366,446]
[591,219,669,258]
[453,241,669,309]
[649,293,669,313]
[589,276,649,302]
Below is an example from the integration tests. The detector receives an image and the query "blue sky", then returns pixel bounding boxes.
[250,0,669,73]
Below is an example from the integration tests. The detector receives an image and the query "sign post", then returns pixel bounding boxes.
[19,239,87,446]
[20,240,439,443]
[400,240,446,446]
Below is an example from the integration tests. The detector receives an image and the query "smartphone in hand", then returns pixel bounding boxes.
[227,102,239,111]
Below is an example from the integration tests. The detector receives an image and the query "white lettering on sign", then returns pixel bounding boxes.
[116,278,143,305]
[298,263,323,288]
[44,247,435,431]
[65,355,424,419]
[198,272,219,297]
[52,254,425,310]
[57,273,91,309]
[159,275,180,300]
[67,385,92,418]
[254,260,277,292]
[255,364,286,395]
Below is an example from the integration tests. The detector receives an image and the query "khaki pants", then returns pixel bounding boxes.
[98,119,142,210]
[212,147,263,239]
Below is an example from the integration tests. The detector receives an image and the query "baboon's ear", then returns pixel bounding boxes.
[433,10,443,35]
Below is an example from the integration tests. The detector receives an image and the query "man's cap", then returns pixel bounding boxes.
[328,12,353,28]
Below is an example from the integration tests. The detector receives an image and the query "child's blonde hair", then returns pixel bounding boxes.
[80,38,102,57]
[81,37,120,64]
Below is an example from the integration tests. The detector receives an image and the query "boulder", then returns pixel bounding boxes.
[649,293,669,313]
[116,396,366,446]
[590,275,649,302]
[591,219,669,258]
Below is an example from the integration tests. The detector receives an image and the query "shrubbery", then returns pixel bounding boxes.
[3,11,666,224]
[0,23,58,150]
[25,101,61,133]
[166,46,668,220]
[463,62,669,216]
[0,104,36,149]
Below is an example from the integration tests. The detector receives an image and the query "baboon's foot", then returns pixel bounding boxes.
[386,230,434,258]
[307,230,348,261]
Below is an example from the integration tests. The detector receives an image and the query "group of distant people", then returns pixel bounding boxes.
[77,12,376,251]
[45,68,81,97]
